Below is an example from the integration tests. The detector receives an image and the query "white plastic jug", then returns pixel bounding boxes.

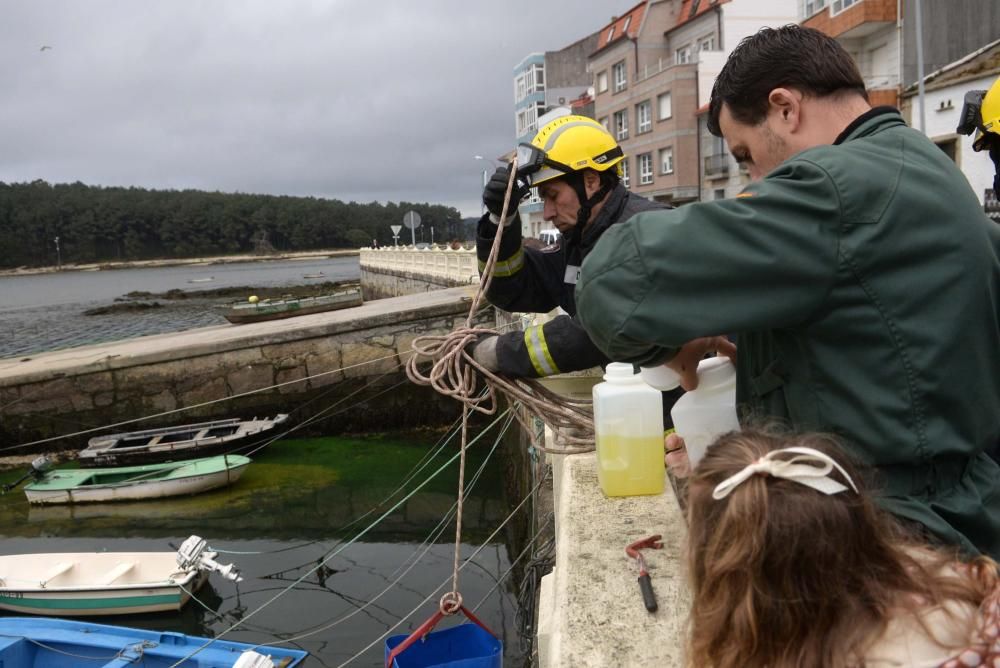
[591,363,665,497]
[666,357,740,467]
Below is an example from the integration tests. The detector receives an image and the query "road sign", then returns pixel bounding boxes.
[402,211,421,229]
[390,224,402,247]
[402,211,421,246]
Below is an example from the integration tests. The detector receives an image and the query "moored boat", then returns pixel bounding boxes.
[0,535,241,617]
[79,415,288,467]
[0,617,308,666]
[222,287,363,324]
[23,455,251,505]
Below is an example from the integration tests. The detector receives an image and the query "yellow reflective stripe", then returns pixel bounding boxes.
[479,248,525,278]
[524,325,559,377]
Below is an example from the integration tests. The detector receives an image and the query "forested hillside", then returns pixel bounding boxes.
[0,180,464,268]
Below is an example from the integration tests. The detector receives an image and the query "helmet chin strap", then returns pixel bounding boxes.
[990,142,1000,196]
[565,171,615,245]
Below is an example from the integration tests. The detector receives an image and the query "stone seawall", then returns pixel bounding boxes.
[360,266,474,300]
[0,287,490,451]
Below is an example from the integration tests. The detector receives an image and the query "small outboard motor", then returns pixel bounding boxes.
[176,535,243,582]
[2,456,52,493]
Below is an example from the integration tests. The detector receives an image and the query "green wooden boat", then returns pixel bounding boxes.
[24,455,251,505]
[222,287,363,324]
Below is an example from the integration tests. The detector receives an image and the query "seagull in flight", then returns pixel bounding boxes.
[39,45,52,51]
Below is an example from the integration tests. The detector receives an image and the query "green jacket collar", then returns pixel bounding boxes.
[834,106,903,144]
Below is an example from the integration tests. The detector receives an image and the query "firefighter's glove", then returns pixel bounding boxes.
[483,166,527,226]
[471,335,500,372]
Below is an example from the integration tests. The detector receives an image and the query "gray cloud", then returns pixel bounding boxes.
[0,1,630,217]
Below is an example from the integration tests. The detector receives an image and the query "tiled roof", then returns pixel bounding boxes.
[594,1,647,52]
[672,0,728,31]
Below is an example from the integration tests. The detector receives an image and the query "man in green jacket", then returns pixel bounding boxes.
[575,25,1000,557]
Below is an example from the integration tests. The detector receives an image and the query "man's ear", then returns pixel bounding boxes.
[582,170,602,198]
[768,87,803,131]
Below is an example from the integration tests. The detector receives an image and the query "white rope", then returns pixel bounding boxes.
[166,408,514,668]
[334,477,543,667]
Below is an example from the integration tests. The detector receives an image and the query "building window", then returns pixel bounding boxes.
[613,109,629,141]
[832,0,857,13]
[607,26,615,41]
[936,138,957,163]
[514,63,545,103]
[621,159,630,189]
[714,188,726,200]
[598,116,609,130]
[698,36,715,52]
[659,147,674,175]
[515,100,546,138]
[675,46,691,65]
[804,0,827,16]
[623,16,631,32]
[596,71,608,93]
[612,60,627,92]
[638,153,653,185]
[637,101,652,134]
[657,92,672,120]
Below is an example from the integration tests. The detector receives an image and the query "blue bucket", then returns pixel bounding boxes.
[385,623,502,668]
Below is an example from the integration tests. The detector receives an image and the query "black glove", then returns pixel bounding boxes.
[482,166,529,220]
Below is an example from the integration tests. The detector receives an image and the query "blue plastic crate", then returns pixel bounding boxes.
[385,623,502,668]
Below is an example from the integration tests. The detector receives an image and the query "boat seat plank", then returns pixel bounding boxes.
[38,561,75,587]
[101,561,135,585]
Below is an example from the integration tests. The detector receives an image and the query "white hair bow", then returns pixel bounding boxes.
[711,446,859,500]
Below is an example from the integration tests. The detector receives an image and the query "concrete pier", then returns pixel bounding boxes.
[0,286,489,448]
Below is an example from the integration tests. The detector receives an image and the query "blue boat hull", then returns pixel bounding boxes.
[0,617,308,667]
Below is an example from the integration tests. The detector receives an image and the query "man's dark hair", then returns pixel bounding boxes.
[707,25,868,136]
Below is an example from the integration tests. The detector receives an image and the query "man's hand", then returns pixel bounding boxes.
[483,166,528,223]
[471,335,500,372]
[664,432,691,478]
[667,336,737,391]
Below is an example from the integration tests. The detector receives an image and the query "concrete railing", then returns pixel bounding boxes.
[359,246,479,285]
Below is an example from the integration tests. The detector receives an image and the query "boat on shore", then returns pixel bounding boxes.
[222,287,363,324]
[0,535,241,616]
[0,617,308,667]
[23,455,251,505]
[78,415,288,467]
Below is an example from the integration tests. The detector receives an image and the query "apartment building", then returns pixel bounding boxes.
[513,33,599,237]
[690,0,799,201]
[801,0,900,107]
[591,1,700,205]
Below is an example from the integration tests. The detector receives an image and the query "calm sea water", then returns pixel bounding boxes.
[0,428,530,667]
[0,257,361,358]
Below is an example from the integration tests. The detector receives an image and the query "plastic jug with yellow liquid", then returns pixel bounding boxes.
[591,363,665,497]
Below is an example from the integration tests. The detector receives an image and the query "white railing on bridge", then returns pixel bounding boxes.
[359,245,480,284]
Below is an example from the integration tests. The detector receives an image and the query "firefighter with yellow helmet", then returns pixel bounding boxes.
[471,114,673,378]
[958,76,1000,196]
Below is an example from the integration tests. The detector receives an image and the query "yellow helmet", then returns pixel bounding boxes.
[515,115,624,186]
[975,77,1000,151]
[960,77,1000,152]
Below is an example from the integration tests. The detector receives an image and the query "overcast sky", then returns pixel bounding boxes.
[0,1,635,218]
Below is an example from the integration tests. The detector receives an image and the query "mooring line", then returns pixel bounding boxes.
[246,410,515,645]
[333,477,543,667]
[166,408,513,668]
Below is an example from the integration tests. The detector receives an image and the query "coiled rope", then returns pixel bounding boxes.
[404,159,595,457]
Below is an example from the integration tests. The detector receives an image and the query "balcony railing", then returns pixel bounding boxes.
[703,153,730,178]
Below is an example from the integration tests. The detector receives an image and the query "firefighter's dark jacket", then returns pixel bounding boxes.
[576,108,1000,557]
[475,183,668,378]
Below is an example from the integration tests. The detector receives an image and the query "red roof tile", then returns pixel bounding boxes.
[595,1,647,51]
[673,0,728,31]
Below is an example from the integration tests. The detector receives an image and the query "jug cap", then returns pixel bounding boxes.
[697,356,736,390]
[639,364,681,390]
[603,362,638,381]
